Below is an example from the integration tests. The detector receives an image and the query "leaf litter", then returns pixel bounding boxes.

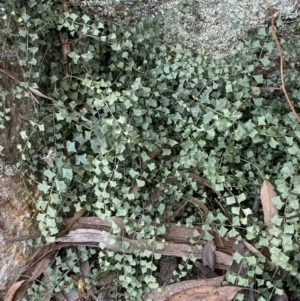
[260,179,278,238]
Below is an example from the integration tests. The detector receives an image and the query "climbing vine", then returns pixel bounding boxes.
[2,0,300,300]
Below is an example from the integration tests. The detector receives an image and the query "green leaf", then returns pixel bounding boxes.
[157,203,165,215]
[55,180,67,192]
[75,154,88,165]
[82,14,90,23]
[252,40,261,48]
[62,168,73,180]
[226,196,236,205]
[38,181,51,193]
[66,141,76,153]
[226,83,233,92]
[44,169,56,180]
[257,27,266,36]
[50,194,60,204]
[231,207,240,215]
[141,152,150,162]
[236,193,246,203]
[68,51,80,63]
[234,124,246,141]
[253,74,263,84]
[269,137,279,148]
[271,196,285,210]
[260,57,270,67]
[136,179,145,187]
[20,131,28,139]
[47,205,57,218]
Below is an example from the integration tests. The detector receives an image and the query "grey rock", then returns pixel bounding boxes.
[73,0,300,58]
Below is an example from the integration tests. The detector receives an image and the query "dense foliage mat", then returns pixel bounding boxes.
[2,0,300,300]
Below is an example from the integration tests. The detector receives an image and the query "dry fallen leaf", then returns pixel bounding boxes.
[188,172,221,196]
[27,86,56,102]
[4,280,25,301]
[0,67,56,103]
[28,245,56,282]
[260,179,278,237]
[243,240,275,266]
[202,240,216,270]
[9,207,87,291]
[10,243,56,290]
[158,256,178,285]
[194,261,218,279]
[187,196,209,217]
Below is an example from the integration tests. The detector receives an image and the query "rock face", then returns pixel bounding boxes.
[0,175,39,296]
[77,0,299,58]
[0,63,39,298]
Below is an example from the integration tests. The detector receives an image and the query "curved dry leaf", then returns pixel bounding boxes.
[28,86,56,102]
[28,252,54,282]
[188,173,221,196]
[187,196,209,216]
[260,179,278,235]
[4,280,26,301]
[243,240,276,266]
[202,240,216,270]
[145,276,225,301]
[167,285,243,301]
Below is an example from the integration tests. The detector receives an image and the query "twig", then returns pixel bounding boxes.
[263,0,300,123]
[243,240,276,266]
[60,0,71,83]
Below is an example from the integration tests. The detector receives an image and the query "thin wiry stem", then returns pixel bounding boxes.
[263,0,300,123]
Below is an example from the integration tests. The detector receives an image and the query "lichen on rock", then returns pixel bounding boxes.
[74,0,299,58]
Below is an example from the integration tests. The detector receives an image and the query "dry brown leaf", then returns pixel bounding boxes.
[4,280,26,301]
[27,86,56,102]
[194,261,218,279]
[167,285,243,301]
[202,240,216,270]
[59,34,70,82]
[243,240,275,266]
[188,172,221,196]
[158,257,178,285]
[145,276,225,301]
[186,196,209,216]
[0,67,56,103]
[13,243,57,284]
[28,247,55,282]
[260,179,278,237]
